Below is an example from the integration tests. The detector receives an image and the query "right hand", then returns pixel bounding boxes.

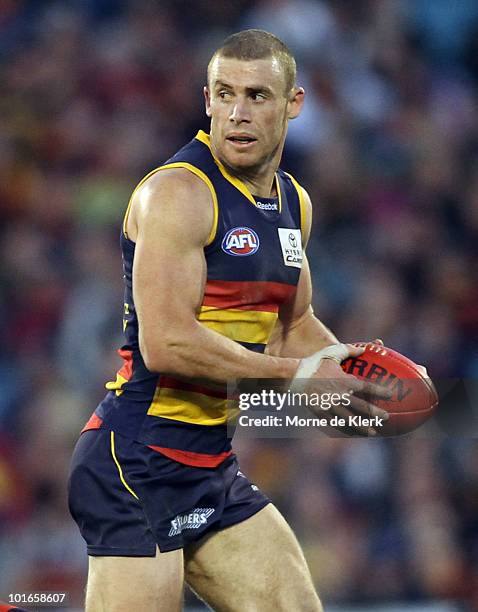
[295,343,392,436]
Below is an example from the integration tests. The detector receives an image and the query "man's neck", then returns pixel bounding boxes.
[228,164,278,198]
[214,142,284,198]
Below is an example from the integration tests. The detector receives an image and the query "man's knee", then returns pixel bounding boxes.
[86,550,184,612]
[265,546,322,612]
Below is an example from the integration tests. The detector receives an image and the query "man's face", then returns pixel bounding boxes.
[204,56,304,173]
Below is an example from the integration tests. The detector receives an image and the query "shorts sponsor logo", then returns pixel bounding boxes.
[278,228,302,268]
[222,227,260,256]
[168,508,215,537]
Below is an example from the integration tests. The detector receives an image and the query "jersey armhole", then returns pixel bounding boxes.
[122,162,219,247]
[284,172,307,242]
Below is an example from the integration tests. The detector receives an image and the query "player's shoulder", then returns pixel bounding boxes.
[126,166,215,243]
[142,165,211,198]
[131,130,218,210]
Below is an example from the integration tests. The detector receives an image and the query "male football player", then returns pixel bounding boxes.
[69,29,390,611]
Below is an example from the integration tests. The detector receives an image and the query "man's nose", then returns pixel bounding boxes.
[229,100,251,123]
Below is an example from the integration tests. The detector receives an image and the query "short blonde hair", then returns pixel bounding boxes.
[208,29,297,95]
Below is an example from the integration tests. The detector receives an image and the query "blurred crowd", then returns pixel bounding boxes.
[0,0,477,608]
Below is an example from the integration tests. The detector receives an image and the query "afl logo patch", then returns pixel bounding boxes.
[221,227,260,256]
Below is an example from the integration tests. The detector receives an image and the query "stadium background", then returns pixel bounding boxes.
[1,0,477,610]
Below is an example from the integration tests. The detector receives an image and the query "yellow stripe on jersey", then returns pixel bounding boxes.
[147,386,230,425]
[195,130,256,205]
[161,162,219,245]
[198,306,278,345]
[285,172,307,242]
[274,173,283,213]
[105,373,128,397]
[122,161,219,246]
[110,431,139,500]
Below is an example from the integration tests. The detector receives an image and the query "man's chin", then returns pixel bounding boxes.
[221,152,261,174]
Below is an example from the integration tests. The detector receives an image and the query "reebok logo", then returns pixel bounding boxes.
[256,201,278,211]
[168,508,215,537]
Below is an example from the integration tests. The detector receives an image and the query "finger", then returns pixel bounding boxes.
[374,338,384,346]
[352,379,393,401]
[326,402,378,437]
[416,364,428,377]
[349,396,389,422]
[345,344,366,358]
[342,374,389,398]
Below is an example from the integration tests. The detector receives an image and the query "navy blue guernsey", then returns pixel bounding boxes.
[82,131,306,467]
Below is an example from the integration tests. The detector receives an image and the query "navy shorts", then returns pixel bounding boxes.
[68,429,270,555]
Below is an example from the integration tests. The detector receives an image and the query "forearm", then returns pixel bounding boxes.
[140,321,299,382]
[267,310,338,359]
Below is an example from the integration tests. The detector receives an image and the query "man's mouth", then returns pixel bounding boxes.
[226,134,257,146]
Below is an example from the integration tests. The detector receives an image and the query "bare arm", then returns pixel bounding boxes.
[266,254,338,358]
[267,187,338,359]
[265,186,391,434]
[127,168,298,382]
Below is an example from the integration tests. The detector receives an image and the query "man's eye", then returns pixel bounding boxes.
[251,93,266,101]
[219,91,231,99]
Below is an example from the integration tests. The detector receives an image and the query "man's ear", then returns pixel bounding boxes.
[288,87,305,120]
[204,86,212,117]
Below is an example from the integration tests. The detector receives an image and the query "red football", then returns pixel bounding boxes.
[341,342,439,436]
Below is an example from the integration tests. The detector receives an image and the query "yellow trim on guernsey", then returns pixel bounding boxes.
[195,130,282,212]
[147,387,230,425]
[275,173,283,214]
[105,373,127,397]
[198,306,278,345]
[110,431,139,500]
[122,161,219,246]
[285,172,307,241]
[148,307,277,424]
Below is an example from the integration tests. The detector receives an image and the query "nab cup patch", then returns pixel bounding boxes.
[278,228,302,268]
[222,227,260,256]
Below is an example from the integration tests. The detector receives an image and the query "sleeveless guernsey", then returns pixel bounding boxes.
[82,131,306,467]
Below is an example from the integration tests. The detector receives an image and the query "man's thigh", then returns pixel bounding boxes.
[69,430,185,610]
[85,547,184,612]
[184,504,323,612]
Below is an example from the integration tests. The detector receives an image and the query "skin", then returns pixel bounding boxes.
[185,504,322,612]
[85,54,390,611]
[204,55,304,197]
[85,549,184,612]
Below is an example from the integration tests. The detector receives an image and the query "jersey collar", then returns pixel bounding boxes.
[195,130,282,213]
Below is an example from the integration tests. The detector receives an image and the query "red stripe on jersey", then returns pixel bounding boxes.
[117,349,133,381]
[81,413,103,433]
[202,280,296,312]
[148,445,232,467]
[159,376,228,399]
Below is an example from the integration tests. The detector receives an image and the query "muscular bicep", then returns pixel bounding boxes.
[131,169,214,367]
